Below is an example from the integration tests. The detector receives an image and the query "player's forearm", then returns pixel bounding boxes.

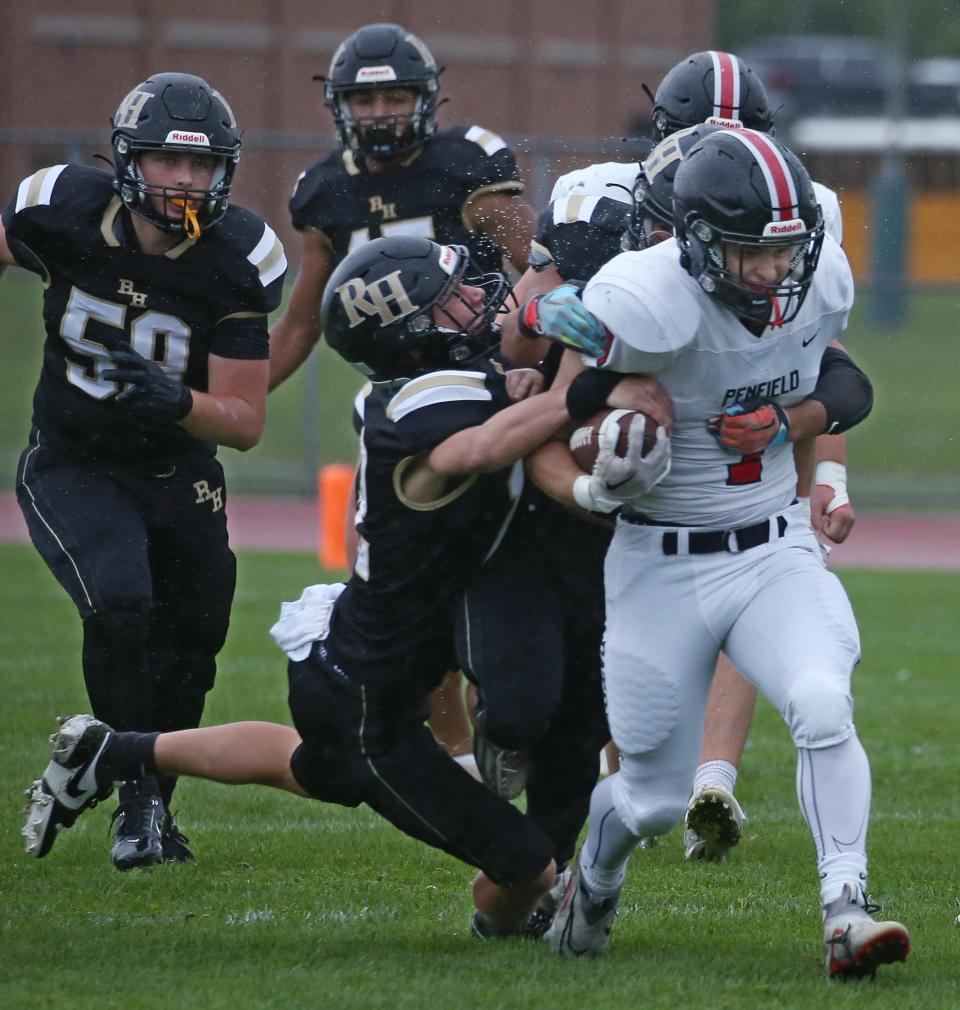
[180,392,266,451]
[268,316,320,391]
[783,399,829,443]
[793,438,817,497]
[429,385,569,474]
[815,431,846,465]
[527,438,581,508]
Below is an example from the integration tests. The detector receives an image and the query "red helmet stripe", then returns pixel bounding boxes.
[710,51,740,119]
[727,129,799,221]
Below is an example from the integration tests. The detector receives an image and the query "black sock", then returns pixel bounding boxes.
[103,731,161,785]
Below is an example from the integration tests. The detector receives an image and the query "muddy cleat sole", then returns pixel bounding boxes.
[522,868,571,940]
[473,732,529,801]
[547,860,619,957]
[824,883,911,979]
[684,784,745,863]
[22,714,115,858]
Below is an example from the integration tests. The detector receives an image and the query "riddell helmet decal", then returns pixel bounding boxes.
[165,131,211,146]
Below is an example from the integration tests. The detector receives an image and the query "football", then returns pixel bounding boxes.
[569,408,657,473]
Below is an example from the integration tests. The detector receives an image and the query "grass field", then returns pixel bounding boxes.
[2,271,959,505]
[1,543,958,1009]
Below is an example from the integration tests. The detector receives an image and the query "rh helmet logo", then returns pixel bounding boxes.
[337,271,418,327]
[193,480,224,512]
[114,89,154,129]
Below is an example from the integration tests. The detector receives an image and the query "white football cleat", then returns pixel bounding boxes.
[684,783,746,863]
[22,714,115,858]
[547,860,619,957]
[823,883,910,979]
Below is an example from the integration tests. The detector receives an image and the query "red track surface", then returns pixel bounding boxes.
[2,492,958,570]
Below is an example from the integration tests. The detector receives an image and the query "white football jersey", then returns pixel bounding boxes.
[813,181,842,244]
[549,161,638,204]
[582,235,854,527]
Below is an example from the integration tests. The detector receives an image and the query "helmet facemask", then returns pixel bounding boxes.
[622,171,673,252]
[116,141,234,237]
[681,214,824,326]
[400,251,509,370]
[330,85,436,160]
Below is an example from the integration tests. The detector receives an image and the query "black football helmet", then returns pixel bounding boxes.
[324,23,440,159]
[622,123,723,251]
[651,51,774,143]
[673,129,824,327]
[111,72,241,237]
[322,237,509,381]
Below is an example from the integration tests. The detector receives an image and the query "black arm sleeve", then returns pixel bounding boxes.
[807,346,873,434]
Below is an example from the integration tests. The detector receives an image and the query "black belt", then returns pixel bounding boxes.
[621,510,788,555]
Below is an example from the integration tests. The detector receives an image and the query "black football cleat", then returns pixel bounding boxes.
[110,787,164,870]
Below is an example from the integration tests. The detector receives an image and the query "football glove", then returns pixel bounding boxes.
[708,398,789,454]
[518,283,608,357]
[104,345,194,422]
[592,411,671,500]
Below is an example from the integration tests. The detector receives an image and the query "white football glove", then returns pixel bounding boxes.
[592,412,671,500]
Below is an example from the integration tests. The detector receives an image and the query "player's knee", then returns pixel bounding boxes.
[613,758,690,837]
[83,606,150,653]
[480,703,553,752]
[782,671,854,748]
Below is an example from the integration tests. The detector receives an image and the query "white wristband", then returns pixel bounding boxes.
[573,475,597,511]
[815,461,849,514]
[572,475,617,513]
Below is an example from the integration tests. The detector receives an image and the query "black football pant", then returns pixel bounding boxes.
[17,430,236,801]
[455,493,611,868]
[287,641,555,888]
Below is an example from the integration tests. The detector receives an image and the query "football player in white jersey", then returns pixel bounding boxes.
[534,129,910,979]
[505,49,855,864]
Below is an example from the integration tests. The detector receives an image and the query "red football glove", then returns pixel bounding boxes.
[708,399,790,454]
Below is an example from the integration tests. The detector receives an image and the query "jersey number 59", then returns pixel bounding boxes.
[60,287,191,399]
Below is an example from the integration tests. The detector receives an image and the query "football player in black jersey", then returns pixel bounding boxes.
[4,72,287,870]
[268,22,536,388]
[22,237,617,938]
[269,22,538,768]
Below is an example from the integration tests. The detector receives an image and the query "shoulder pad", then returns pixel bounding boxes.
[812,179,843,245]
[584,244,701,368]
[386,369,493,423]
[462,125,509,157]
[246,220,288,289]
[288,153,342,224]
[811,235,854,316]
[14,165,70,213]
[550,161,638,203]
[429,127,522,189]
[551,194,629,231]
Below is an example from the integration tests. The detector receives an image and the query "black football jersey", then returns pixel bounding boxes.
[329,361,520,681]
[289,125,524,274]
[3,164,287,466]
[530,194,630,282]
